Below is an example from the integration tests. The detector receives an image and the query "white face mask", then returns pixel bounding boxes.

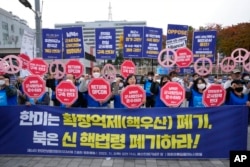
[172,77,179,82]
[197,83,206,90]
[0,80,5,86]
[119,83,123,87]
[217,79,222,83]
[148,76,152,80]
[244,76,250,80]
[93,72,100,78]
[156,79,161,83]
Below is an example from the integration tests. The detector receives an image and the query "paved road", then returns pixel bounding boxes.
[1,126,249,167]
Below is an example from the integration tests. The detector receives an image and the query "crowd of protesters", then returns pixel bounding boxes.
[1,67,250,117]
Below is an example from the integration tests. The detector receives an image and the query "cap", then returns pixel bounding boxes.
[232,69,241,73]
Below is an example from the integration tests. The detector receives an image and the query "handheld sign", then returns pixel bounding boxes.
[101,63,117,82]
[28,58,48,76]
[22,75,46,98]
[160,82,185,107]
[220,57,236,73]
[0,58,8,75]
[18,53,30,69]
[65,59,84,79]
[242,52,250,72]
[157,48,177,68]
[175,47,193,68]
[231,48,249,62]
[203,84,226,107]
[194,57,213,76]
[121,85,146,108]
[3,55,22,74]
[88,78,111,102]
[56,81,78,105]
[121,60,136,78]
[49,60,65,79]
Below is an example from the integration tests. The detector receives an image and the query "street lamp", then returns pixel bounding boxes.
[19,0,42,58]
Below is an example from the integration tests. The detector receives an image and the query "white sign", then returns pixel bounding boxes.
[20,30,36,59]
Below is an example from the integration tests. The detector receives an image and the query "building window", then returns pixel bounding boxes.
[19,28,24,35]
[11,24,15,32]
[2,22,8,31]
[2,33,9,44]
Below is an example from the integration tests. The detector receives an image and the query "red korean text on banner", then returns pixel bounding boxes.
[160,82,185,107]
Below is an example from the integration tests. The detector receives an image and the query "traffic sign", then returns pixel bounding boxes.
[121,85,146,108]
[65,59,84,79]
[203,84,226,107]
[22,75,46,98]
[176,47,193,68]
[56,81,78,105]
[120,60,136,78]
[160,82,185,107]
[18,53,30,69]
[28,58,48,76]
[88,78,111,101]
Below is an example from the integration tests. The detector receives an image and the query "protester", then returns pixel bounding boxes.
[0,74,18,106]
[224,69,242,89]
[169,71,184,87]
[79,66,110,108]
[112,75,125,108]
[46,73,62,106]
[225,80,250,105]
[25,92,50,106]
[151,75,170,107]
[62,74,87,108]
[143,71,155,108]
[241,72,250,94]
[188,77,207,107]
[16,75,27,105]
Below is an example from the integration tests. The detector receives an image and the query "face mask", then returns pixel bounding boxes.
[119,83,123,87]
[235,87,243,93]
[217,79,222,83]
[0,80,5,86]
[93,72,100,78]
[244,76,250,80]
[172,77,179,82]
[197,83,206,90]
[148,76,152,80]
[156,79,161,83]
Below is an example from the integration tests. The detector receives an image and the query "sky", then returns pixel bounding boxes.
[1,0,250,34]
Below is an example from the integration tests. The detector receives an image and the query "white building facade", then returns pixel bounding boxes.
[0,8,34,56]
